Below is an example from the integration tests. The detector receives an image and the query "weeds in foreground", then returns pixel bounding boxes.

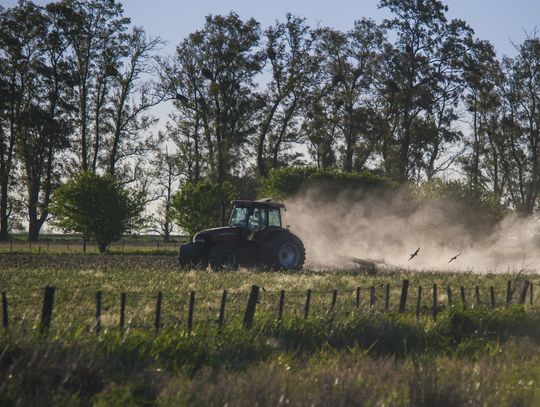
[1,307,540,405]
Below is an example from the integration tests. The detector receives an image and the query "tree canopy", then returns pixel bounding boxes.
[49,172,144,252]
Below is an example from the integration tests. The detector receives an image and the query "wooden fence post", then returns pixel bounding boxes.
[95,291,102,334]
[416,286,422,321]
[2,292,8,329]
[447,286,452,307]
[399,280,409,313]
[218,290,227,327]
[355,287,360,308]
[519,281,530,305]
[243,285,260,329]
[460,286,466,309]
[475,286,481,307]
[155,292,162,333]
[40,286,55,333]
[188,291,195,332]
[385,284,390,312]
[120,292,126,330]
[530,283,534,306]
[490,286,495,308]
[329,289,338,317]
[304,289,312,320]
[506,280,512,306]
[370,286,376,315]
[433,284,438,321]
[278,290,285,321]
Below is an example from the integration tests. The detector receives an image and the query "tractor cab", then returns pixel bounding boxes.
[229,200,284,234]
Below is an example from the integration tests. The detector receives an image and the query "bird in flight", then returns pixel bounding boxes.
[448,253,461,263]
[408,247,420,261]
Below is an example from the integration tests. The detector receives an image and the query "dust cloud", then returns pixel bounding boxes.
[283,184,540,273]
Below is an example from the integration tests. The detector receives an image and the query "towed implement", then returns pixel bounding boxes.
[179,199,305,271]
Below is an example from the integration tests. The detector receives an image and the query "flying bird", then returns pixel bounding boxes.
[448,253,462,263]
[408,247,420,261]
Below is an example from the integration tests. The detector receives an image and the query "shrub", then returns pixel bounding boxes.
[171,180,239,237]
[258,166,398,200]
[49,172,145,253]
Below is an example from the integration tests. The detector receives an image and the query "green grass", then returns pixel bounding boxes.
[0,234,188,254]
[1,253,540,405]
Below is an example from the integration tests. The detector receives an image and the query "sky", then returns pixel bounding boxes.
[2,0,539,58]
[117,0,539,58]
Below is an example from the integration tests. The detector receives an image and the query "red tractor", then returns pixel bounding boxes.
[179,199,305,271]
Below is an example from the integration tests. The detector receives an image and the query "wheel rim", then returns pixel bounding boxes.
[278,243,299,268]
[219,249,237,269]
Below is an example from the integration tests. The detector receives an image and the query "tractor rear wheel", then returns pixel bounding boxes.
[264,234,305,270]
[209,242,239,272]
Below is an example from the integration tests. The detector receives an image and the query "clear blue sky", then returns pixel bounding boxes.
[2,0,539,58]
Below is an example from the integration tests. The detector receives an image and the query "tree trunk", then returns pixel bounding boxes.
[0,182,8,241]
[28,218,42,242]
[98,242,108,253]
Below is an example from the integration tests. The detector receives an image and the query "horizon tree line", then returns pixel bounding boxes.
[1,0,540,241]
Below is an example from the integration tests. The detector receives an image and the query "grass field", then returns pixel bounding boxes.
[0,237,183,255]
[1,253,540,405]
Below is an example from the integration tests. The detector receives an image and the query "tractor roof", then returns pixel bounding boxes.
[231,199,285,209]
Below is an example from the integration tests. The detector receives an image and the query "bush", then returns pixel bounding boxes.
[412,179,505,237]
[258,166,398,200]
[171,180,239,237]
[49,172,145,253]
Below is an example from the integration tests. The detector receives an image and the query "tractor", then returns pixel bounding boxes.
[179,199,305,271]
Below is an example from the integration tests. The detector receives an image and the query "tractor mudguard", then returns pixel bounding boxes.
[250,227,289,246]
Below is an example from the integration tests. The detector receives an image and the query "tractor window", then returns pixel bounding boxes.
[268,209,281,227]
[230,207,249,227]
[248,208,267,232]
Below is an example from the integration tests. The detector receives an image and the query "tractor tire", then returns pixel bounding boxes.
[179,243,208,270]
[264,233,305,270]
[209,242,239,272]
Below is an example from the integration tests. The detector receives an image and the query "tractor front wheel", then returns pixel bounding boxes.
[209,242,239,272]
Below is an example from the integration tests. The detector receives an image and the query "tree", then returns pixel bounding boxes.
[0,1,74,241]
[0,3,35,240]
[49,171,144,252]
[495,37,540,214]
[171,180,238,238]
[377,0,472,182]
[256,14,318,176]
[104,26,164,178]
[149,145,181,242]
[460,38,504,197]
[312,19,385,172]
[51,0,130,173]
[165,13,264,183]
